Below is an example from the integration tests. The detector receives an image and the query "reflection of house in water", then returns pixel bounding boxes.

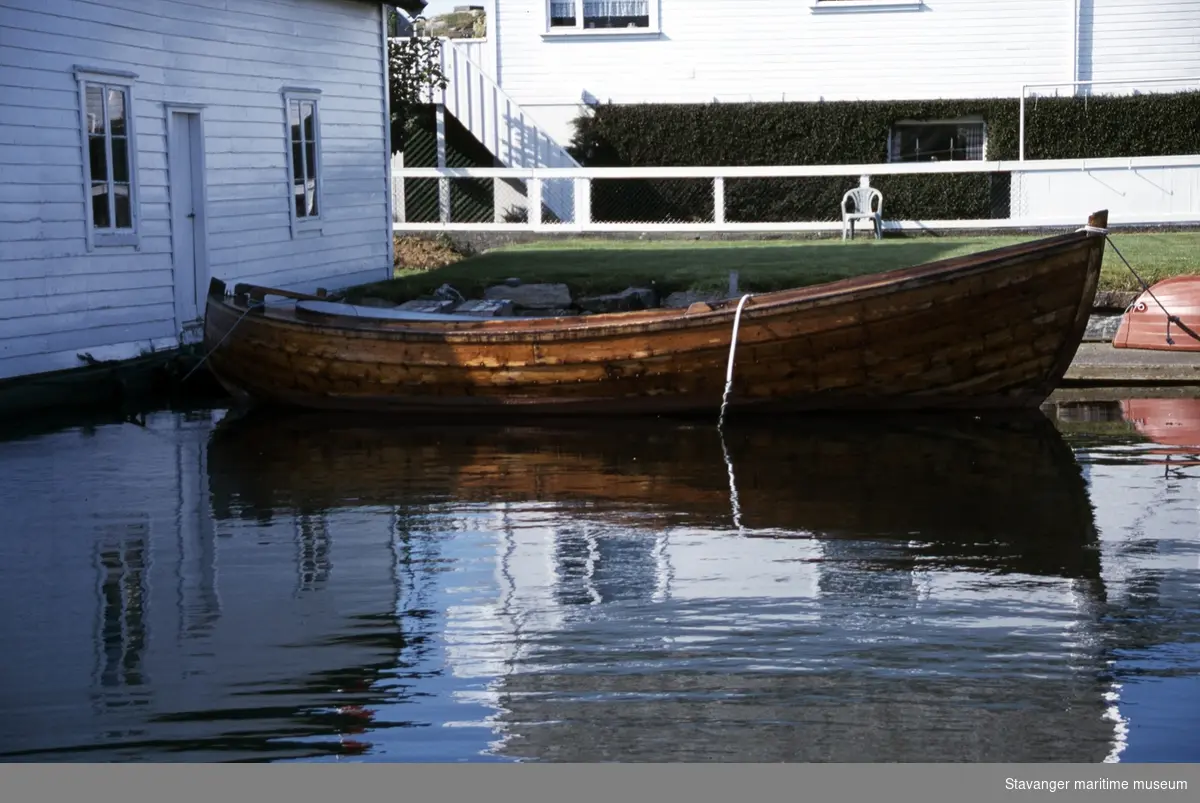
[435,509,1117,763]
[21,407,1162,764]
[0,411,407,762]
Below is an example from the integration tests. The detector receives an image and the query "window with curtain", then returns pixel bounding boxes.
[549,0,652,30]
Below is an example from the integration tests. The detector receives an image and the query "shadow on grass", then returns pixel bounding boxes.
[345,239,1003,305]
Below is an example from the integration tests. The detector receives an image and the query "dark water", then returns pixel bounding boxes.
[0,398,1197,763]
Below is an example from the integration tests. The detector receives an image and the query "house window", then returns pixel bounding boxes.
[75,66,140,249]
[889,119,986,162]
[282,88,323,234]
[548,0,656,31]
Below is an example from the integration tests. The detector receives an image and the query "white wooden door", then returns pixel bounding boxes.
[169,109,206,329]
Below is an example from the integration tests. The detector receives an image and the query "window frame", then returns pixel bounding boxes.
[544,0,661,37]
[281,86,325,238]
[887,117,988,164]
[74,66,141,251]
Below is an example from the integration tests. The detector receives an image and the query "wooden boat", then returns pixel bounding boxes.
[1112,275,1200,351]
[201,210,1109,416]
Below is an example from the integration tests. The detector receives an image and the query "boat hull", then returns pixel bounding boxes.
[1112,275,1200,351]
[202,215,1107,416]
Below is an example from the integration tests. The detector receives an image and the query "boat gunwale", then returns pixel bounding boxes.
[207,226,1103,344]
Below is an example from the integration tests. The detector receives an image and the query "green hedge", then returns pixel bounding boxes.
[568,92,1200,223]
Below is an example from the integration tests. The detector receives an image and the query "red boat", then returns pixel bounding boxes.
[1113,276,1200,351]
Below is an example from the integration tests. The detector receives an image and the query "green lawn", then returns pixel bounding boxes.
[345,232,1200,305]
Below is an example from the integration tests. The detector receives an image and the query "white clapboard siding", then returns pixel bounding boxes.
[0,0,391,382]
[1081,0,1200,85]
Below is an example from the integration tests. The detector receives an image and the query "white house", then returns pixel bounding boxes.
[407,0,1200,172]
[0,0,402,384]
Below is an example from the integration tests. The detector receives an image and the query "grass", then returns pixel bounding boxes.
[344,232,1200,305]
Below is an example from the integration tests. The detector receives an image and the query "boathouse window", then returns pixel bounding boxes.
[888,119,986,163]
[282,88,323,236]
[75,66,140,250]
[547,0,658,32]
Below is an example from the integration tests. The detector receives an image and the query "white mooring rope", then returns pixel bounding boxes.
[718,293,753,428]
[719,428,745,533]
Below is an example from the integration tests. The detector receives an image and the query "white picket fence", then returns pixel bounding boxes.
[391,153,1200,233]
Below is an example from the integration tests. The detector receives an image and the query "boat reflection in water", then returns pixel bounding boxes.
[1120,397,1200,467]
[207,409,1120,763]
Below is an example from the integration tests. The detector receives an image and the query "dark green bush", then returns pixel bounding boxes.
[567,93,1200,222]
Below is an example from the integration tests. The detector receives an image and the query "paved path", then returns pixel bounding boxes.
[1064,343,1200,384]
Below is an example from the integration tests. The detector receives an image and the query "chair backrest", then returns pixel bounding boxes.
[841,179,883,214]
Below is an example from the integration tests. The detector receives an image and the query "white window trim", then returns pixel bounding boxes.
[282,86,324,238]
[75,65,141,251]
[810,0,924,13]
[543,0,662,38]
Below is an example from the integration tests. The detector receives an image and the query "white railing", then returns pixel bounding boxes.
[445,39,494,80]
[391,153,1200,232]
[400,36,578,222]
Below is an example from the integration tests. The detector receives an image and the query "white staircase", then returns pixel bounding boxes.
[417,36,580,222]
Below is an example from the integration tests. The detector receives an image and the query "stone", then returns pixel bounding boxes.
[577,286,659,314]
[664,290,725,309]
[483,282,573,310]
[1093,290,1139,311]
[397,298,457,314]
[504,277,522,287]
[1083,314,1123,343]
[454,298,515,317]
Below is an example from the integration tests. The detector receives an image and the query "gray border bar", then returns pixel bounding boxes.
[3,763,1196,803]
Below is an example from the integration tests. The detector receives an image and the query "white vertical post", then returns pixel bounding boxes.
[1019,89,1026,161]
[435,104,450,224]
[528,176,543,229]
[574,177,591,230]
[393,151,406,223]
[713,176,726,224]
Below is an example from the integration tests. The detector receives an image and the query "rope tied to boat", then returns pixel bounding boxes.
[718,293,753,428]
[718,427,745,534]
[178,298,269,384]
[1077,225,1200,346]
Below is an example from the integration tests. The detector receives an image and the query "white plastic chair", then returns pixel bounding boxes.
[841,175,883,240]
